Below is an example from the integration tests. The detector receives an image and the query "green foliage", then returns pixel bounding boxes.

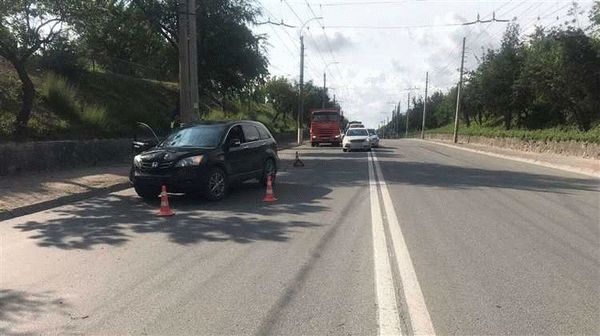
[9,71,177,140]
[71,0,269,94]
[41,73,79,122]
[68,0,177,81]
[0,62,21,113]
[427,124,600,143]
[0,0,70,137]
[264,77,296,122]
[203,99,295,134]
[80,104,109,129]
[39,35,85,77]
[74,72,177,134]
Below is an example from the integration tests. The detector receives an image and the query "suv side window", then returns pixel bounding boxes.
[257,124,272,140]
[226,125,244,144]
[242,124,260,142]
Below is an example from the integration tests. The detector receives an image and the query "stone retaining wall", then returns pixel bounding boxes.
[0,139,133,175]
[0,132,299,176]
[425,133,600,160]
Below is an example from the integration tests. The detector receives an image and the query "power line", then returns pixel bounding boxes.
[292,0,580,7]
[303,0,349,96]
[322,22,469,30]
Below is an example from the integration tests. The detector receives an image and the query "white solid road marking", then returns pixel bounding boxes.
[368,152,403,336]
[371,151,437,336]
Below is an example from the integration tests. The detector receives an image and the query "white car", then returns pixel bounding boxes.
[342,128,371,152]
[367,129,380,148]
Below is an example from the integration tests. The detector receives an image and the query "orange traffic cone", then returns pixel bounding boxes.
[293,151,304,167]
[157,185,175,216]
[263,174,277,202]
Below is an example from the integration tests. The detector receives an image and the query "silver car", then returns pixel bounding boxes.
[367,129,380,148]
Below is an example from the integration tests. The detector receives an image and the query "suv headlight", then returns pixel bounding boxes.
[133,154,142,168]
[175,155,204,167]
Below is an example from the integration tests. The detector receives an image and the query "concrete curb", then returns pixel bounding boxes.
[412,139,600,179]
[0,182,132,222]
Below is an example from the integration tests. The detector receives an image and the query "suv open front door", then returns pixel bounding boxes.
[133,122,160,155]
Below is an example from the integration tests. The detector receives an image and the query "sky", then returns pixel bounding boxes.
[252,0,596,128]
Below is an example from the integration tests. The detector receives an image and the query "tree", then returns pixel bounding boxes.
[264,77,296,123]
[0,0,67,138]
[129,0,268,99]
[65,1,176,80]
[590,1,599,52]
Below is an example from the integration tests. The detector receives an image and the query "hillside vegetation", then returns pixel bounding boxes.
[426,124,600,144]
[0,63,178,140]
[0,64,300,140]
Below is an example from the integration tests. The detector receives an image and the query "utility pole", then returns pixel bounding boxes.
[188,0,199,121]
[178,0,190,123]
[421,72,428,139]
[297,35,304,144]
[297,16,322,145]
[178,0,199,123]
[397,101,401,138]
[405,92,410,138]
[453,37,466,144]
[322,71,326,108]
[322,61,339,108]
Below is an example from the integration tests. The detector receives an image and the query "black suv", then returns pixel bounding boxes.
[130,121,278,201]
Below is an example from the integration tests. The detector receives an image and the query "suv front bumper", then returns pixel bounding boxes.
[130,165,210,193]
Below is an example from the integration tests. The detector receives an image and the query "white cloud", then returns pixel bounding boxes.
[307,32,354,52]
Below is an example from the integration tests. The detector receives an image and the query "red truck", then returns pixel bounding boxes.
[309,109,342,147]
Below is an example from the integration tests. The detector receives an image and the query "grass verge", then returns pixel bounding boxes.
[427,124,600,144]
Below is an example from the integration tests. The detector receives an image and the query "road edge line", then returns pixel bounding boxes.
[368,151,403,336]
[412,139,599,179]
[372,151,436,336]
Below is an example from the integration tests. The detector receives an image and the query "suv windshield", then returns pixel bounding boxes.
[312,112,339,122]
[160,125,225,148]
[368,129,376,135]
[347,129,368,136]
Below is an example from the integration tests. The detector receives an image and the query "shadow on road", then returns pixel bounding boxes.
[0,289,68,336]
[14,181,330,250]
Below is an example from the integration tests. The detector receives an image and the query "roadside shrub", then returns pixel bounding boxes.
[41,73,80,122]
[427,123,600,143]
[81,104,109,130]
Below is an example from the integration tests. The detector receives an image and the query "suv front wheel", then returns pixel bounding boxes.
[204,167,228,201]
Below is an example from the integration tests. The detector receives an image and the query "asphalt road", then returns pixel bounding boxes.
[1,140,598,335]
